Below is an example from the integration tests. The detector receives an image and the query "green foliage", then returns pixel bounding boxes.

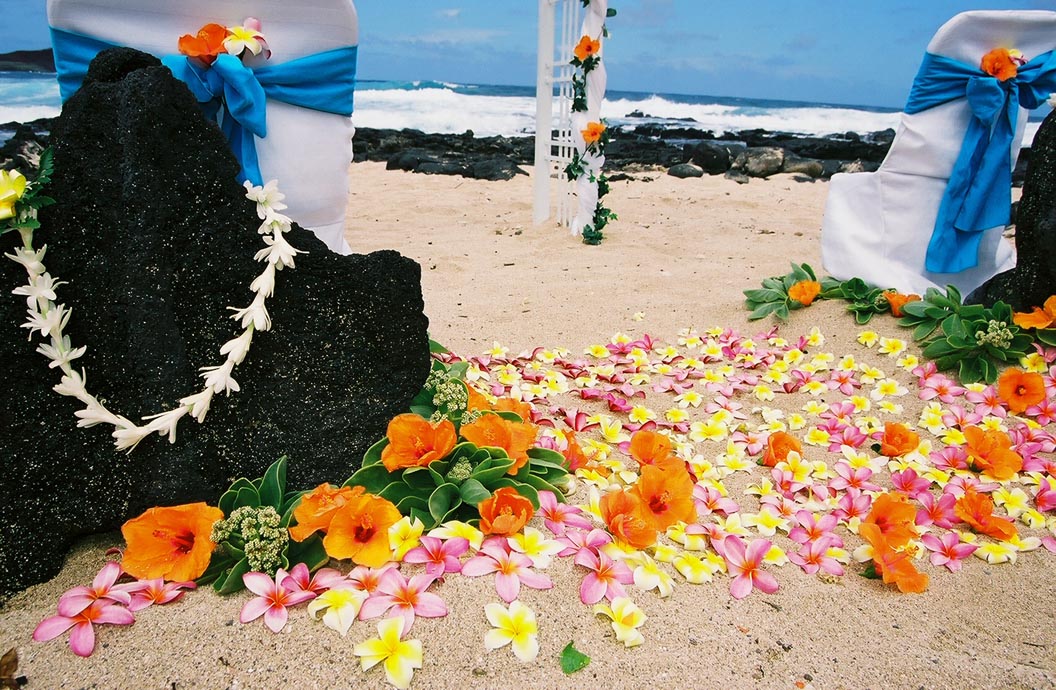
[343,413,570,530]
[560,641,591,674]
[819,276,888,324]
[411,358,472,428]
[1,146,55,236]
[898,286,1031,384]
[198,456,327,594]
[743,262,817,321]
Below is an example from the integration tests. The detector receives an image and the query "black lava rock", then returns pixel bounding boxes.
[0,48,431,598]
[970,111,1056,309]
[667,163,704,178]
[689,141,731,175]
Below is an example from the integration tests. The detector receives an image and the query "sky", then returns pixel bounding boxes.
[5,1,1053,108]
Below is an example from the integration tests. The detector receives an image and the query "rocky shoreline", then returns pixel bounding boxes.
[3,117,1032,185]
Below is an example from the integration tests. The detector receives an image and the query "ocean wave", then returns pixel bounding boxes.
[354,87,537,137]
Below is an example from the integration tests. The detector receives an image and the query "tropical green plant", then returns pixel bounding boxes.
[744,262,819,321]
[820,276,889,324]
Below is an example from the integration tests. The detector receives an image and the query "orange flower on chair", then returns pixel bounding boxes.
[461,414,538,474]
[882,291,921,318]
[289,483,362,542]
[788,280,821,306]
[1012,295,1056,330]
[582,122,606,145]
[962,425,1023,481]
[121,502,224,581]
[761,431,802,468]
[955,489,1018,542]
[980,48,1020,82]
[478,487,534,536]
[996,368,1045,414]
[574,35,601,62]
[323,492,402,567]
[380,413,457,472]
[177,23,229,65]
[879,422,920,458]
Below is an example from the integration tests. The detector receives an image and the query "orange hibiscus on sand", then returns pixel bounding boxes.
[860,523,929,594]
[380,413,457,472]
[882,291,921,318]
[461,414,538,475]
[289,483,361,542]
[962,426,1023,481]
[861,493,918,550]
[955,490,1018,542]
[761,431,802,468]
[121,502,224,581]
[600,489,657,550]
[478,487,534,536]
[878,422,920,458]
[628,429,684,473]
[1012,296,1056,330]
[629,464,696,531]
[322,492,401,567]
[996,368,1045,414]
[788,280,821,306]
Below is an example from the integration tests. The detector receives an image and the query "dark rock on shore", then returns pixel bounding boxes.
[970,111,1056,309]
[0,48,55,73]
[667,163,704,178]
[689,141,731,175]
[0,48,431,598]
[732,147,785,178]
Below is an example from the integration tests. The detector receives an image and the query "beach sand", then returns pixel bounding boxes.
[1,163,1053,689]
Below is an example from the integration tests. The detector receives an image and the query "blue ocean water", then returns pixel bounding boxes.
[2,71,1048,142]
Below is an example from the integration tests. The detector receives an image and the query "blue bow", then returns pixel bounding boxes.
[50,27,358,185]
[904,50,1056,274]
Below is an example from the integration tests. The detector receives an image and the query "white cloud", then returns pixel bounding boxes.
[438,8,462,19]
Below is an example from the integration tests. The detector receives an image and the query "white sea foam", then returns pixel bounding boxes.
[353,87,538,137]
[0,105,61,124]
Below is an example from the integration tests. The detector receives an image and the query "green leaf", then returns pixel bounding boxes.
[471,458,515,485]
[912,321,939,341]
[233,485,261,510]
[288,535,330,572]
[854,310,874,325]
[527,447,568,467]
[361,437,389,467]
[1036,329,1056,346]
[941,315,967,339]
[344,464,394,494]
[743,288,785,303]
[459,478,492,505]
[214,556,252,595]
[774,303,790,321]
[279,491,306,527]
[560,642,591,675]
[747,302,780,321]
[428,338,450,354]
[379,481,425,505]
[410,506,433,526]
[958,357,983,384]
[402,467,439,490]
[922,339,957,358]
[258,456,287,510]
[428,484,462,523]
[520,473,564,497]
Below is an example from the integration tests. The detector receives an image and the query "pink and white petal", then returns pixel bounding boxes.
[745,539,773,564]
[263,604,289,633]
[282,563,310,589]
[128,595,153,612]
[102,590,132,606]
[753,571,780,595]
[729,573,753,600]
[460,557,499,577]
[239,596,272,624]
[242,572,277,597]
[358,595,395,620]
[32,614,76,642]
[494,573,521,603]
[395,606,416,637]
[517,570,553,591]
[93,561,123,589]
[92,604,135,626]
[57,593,95,617]
[413,592,447,618]
[579,573,606,605]
[68,622,96,657]
[604,580,628,601]
[285,590,317,608]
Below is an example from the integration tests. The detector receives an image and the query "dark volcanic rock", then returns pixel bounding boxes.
[970,111,1056,309]
[470,158,527,181]
[667,163,704,178]
[733,147,785,178]
[689,141,731,175]
[782,154,825,178]
[0,48,431,598]
[0,121,51,171]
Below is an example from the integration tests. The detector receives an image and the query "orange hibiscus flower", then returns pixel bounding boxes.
[493,397,534,422]
[1012,295,1056,330]
[962,426,1023,481]
[599,489,657,550]
[574,35,601,62]
[581,122,606,145]
[380,413,457,472]
[177,23,229,65]
[860,523,928,594]
[955,490,1018,542]
[322,492,401,567]
[478,487,534,536]
[861,493,917,550]
[996,368,1046,414]
[289,483,362,542]
[980,48,1018,81]
[882,291,921,318]
[561,430,590,473]
[465,384,492,412]
[460,414,538,474]
[879,422,920,458]
[761,431,802,468]
[629,429,681,471]
[121,502,224,581]
[629,464,696,531]
[788,280,821,306]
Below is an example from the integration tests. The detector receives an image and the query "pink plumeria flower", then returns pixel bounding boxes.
[240,569,315,633]
[941,405,982,429]
[57,561,133,616]
[574,549,633,604]
[964,385,1007,418]
[788,536,844,576]
[347,565,396,594]
[930,445,968,471]
[538,490,593,535]
[693,484,739,518]
[281,563,348,598]
[825,425,868,452]
[943,475,999,498]
[460,539,553,603]
[1035,483,1056,513]
[919,374,965,403]
[920,532,977,572]
[720,536,779,600]
[555,528,612,559]
[787,510,840,546]
[829,462,882,494]
[34,599,135,657]
[833,490,872,524]
[125,578,196,612]
[891,468,932,500]
[915,492,958,529]
[827,369,861,395]
[1026,398,1056,425]
[358,571,448,636]
[402,536,470,577]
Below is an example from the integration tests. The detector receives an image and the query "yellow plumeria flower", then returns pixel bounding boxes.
[0,169,27,220]
[762,369,789,385]
[667,524,708,551]
[745,477,775,497]
[768,336,788,347]
[484,601,539,662]
[1008,535,1041,552]
[806,327,825,347]
[849,395,872,412]
[770,359,790,373]
[602,540,641,561]
[674,390,703,408]
[778,452,813,482]
[805,428,831,446]
[650,543,679,563]
[877,400,904,415]
[631,554,675,598]
[632,311,646,322]
[941,428,967,446]
[741,509,789,537]
[763,544,789,566]
[354,617,424,690]
[308,587,368,636]
[1020,509,1046,529]
[689,419,728,443]
[629,406,657,424]
[599,417,630,444]
[897,354,920,370]
[803,380,828,396]
[594,597,647,647]
[802,400,829,416]
[753,384,775,402]
[719,453,753,473]
[703,340,723,358]
[837,355,858,371]
[992,488,1030,518]
[1020,352,1049,373]
[665,407,689,423]
[856,416,884,435]
[857,331,879,347]
[974,541,1017,564]
[586,343,610,358]
[918,403,947,435]
[786,413,807,430]
[858,366,884,384]
[224,24,267,56]
[509,527,563,568]
[826,546,850,564]
[673,553,715,583]
[702,369,726,383]
[870,378,907,400]
[389,516,424,561]
[715,513,750,537]
[878,337,907,356]
[487,341,509,357]
[429,520,483,551]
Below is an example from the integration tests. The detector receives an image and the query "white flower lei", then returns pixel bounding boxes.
[6,179,303,452]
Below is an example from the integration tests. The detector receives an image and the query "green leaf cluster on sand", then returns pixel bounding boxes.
[743,262,817,321]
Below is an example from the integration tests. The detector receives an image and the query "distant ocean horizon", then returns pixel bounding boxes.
[1,71,1047,144]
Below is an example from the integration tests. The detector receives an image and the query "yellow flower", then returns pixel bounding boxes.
[742,509,789,537]
[992,488,1030,518]
[805,428,831,446]
[428,520,483,551]
[484,601,539,661]
[897,354,920,370]
[651,543,679,563]
[594,597,647,647]
[630,553,675,597]
[509,526,562,568]
[388,516,424,561]
[974,541,1017,564]
[0,169,27,220]
[353,617,423,690]
[689,419,728,443]
[1020,352,1049,373]
[674,391,703,408]
[308,587,368,636]
[673,553,714,583]
[806,328,825,347]
[763,544,789,566]
[629,406,656,423]
[753,384,775,401]
[878,337,907,356]
[857,331,879,347]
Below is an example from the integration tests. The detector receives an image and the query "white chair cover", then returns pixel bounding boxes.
[821,10,1056,296]
[47,0,358,255]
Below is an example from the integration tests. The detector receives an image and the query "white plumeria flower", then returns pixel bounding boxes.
[254,231,303,269]
[219,328,255,366]
[112,425,153,452]
[53,368,92,403]
[200,359,241,396]
[309,587,367,636]
[13,272,65,310]
[143,406,190,444]
[179,388,215,423]
[75,403,132,429]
